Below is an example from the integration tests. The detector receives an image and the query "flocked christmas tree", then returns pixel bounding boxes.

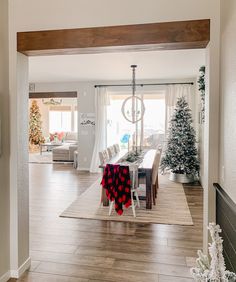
[191,223,236,281]
[29,100,45,145]
[160,97,199,175]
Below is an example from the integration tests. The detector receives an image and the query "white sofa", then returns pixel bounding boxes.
[52,132,78,161]
[63,132,77,144]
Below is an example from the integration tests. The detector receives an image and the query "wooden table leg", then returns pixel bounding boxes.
[145,169,152,209]
[102,187,109,206]
[100,168,109,206]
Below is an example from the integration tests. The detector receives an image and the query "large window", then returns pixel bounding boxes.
[49,105,77,132]
[107,92,165,149]
[49,111,72,132]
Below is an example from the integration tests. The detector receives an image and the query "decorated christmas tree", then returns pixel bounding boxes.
[29,100,45,145]
[160,97,199,176]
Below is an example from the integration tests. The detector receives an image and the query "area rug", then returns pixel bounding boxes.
[29,152,73,164]
[61,174,193,225]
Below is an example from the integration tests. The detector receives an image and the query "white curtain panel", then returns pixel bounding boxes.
[89,87,109,173]
[165,84,194,132]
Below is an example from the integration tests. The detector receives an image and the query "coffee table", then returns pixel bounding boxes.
[40,142,62,155]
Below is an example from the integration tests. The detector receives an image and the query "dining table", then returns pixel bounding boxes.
[100,149,157,210]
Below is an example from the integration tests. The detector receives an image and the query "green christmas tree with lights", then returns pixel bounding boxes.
[29,100,45,145]
[160,97,199,175]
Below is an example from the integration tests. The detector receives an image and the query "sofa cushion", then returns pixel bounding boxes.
[107,146,116,159]
[53,145,70,154]
[65,132,77,142]
[52,144,77,161]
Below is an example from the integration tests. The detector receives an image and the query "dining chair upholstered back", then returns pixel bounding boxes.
[152,152,161,185]
[99,149,110,165]
[137,150,161,205]
[152,151,161,205]
[107,146,116,159]
[113,144,120,154]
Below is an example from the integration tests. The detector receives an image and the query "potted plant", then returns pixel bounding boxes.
[160,97,199,183]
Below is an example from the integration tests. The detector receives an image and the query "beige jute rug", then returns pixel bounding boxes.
[61,173,193,225]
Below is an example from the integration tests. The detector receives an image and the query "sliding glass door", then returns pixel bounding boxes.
[107,91,165,149]
[142,93,165,148]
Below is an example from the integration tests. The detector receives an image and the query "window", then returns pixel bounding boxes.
[107,92,165,149]
[49,104,78,133]
[49,111,72,132]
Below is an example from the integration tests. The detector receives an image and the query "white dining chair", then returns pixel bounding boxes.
[99,149,110,165]
[107,146,116,159]
[113,144,120,154]
[109,164,140,217]
[138,150,161,205]
[152,151,161,205]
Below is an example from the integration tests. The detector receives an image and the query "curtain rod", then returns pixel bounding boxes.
[94,82,194,88]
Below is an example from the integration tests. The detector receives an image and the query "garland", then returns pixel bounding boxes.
[191,223,236,281]
[197,66,205,123]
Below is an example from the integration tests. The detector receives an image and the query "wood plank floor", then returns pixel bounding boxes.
[13,163,203,282]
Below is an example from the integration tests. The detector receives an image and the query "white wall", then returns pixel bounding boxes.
[16,53,30,275]
[8,0,221,276]
[0,0,10,280]
[10,0,219,30]
[219,0,236,203]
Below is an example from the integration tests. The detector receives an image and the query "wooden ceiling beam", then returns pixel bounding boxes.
[17,19,210,56]
[29,91,77,99]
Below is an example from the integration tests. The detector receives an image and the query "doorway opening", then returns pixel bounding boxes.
[28,93,78,164]
[13,19,215,280]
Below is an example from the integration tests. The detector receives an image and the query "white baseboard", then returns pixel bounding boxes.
[77,167,89,171]
[11,257,31,278]
[0,271,10,282]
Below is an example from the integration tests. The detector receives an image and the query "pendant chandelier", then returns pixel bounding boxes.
[42,98,62,105]
[121,65,145,123]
